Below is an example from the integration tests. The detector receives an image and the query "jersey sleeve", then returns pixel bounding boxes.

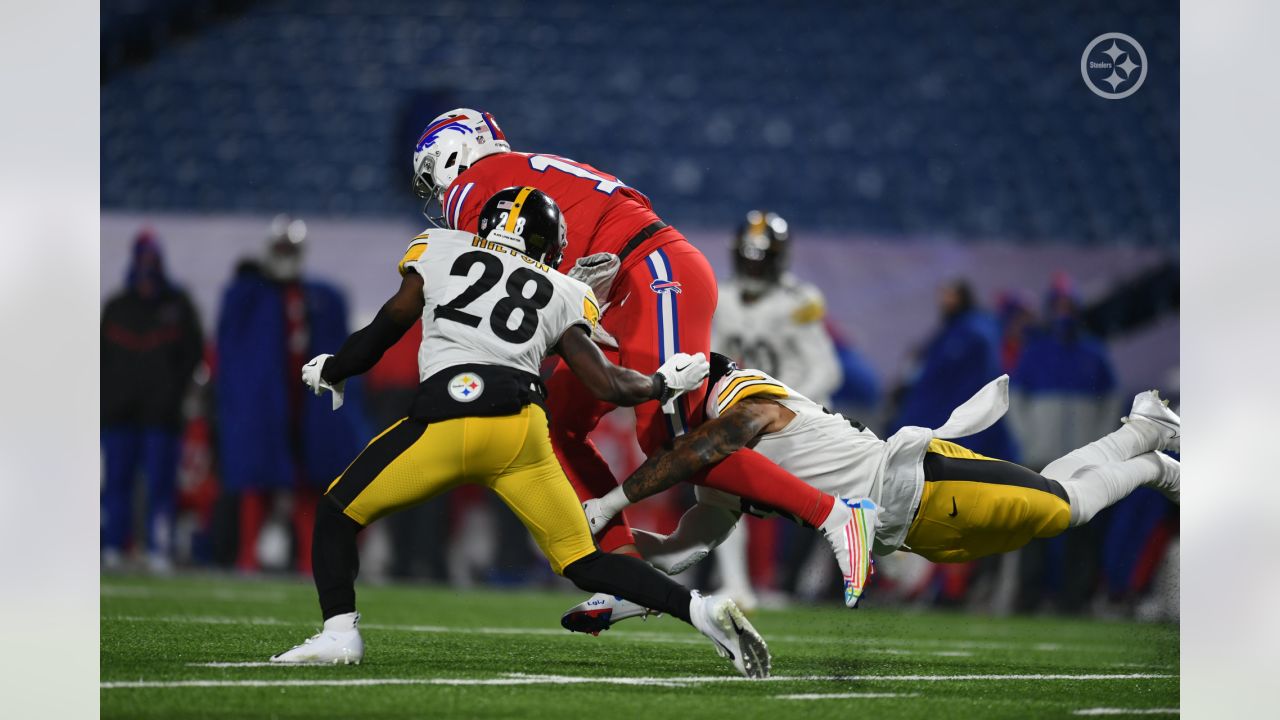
[548,275,603,347]
[442,178,484,232]
[706,368,789,419]
[397,231,432,276]
[789,284,827,325]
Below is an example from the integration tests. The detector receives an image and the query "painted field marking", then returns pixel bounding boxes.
[1073,710,1179,716]
[102,672,1176,690]
[775,692,922,700]
[101,585,289,602]
[104,614,1134,655]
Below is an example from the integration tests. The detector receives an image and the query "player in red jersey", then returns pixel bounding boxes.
[410,109,869,606]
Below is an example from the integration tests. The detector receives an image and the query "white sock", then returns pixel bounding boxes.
[714,522,753,598]
[818,498,852,535]
[597,485,630,519]
[1041,422,1160,483]
[323,611,359,632]
[1060,453,1164,527]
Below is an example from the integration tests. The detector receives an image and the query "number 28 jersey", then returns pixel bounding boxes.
[397,229,602,381]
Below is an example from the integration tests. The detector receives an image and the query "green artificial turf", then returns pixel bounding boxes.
[101,574,1178,719]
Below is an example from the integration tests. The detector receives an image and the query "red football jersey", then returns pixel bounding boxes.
[441,152,680,277]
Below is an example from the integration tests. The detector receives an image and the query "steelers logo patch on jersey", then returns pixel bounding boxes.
[582,293,601,329]
[448,373,485,402]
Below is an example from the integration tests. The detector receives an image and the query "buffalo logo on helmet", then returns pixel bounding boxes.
[416,116,474,153]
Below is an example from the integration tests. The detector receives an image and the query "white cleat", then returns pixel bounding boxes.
[1148,452,1180,504]
[270,612,364,665]
[689,591,770,679]
[560,593,655,635]
[820,497,879,608]
[1124,390,1180,453]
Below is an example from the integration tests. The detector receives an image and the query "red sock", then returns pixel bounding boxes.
[237,491,266,571]
[692,448,836,527]
[292,488,318,574]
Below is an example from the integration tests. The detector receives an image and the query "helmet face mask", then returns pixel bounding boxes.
[412,108,510,225]
[477,187,568,269]
[733,210,790,293]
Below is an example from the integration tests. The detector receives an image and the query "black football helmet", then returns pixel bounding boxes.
[477,186,568,269]
[733,210,790,288]
[708,351,740,388]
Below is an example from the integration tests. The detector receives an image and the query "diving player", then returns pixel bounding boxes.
[564,353,1179,632]
[410,110,868,586]
[270,189,770,678]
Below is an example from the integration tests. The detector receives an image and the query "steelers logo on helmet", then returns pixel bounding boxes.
[733,210,791,289]
[478,186,569,269]
[448,373,485,402]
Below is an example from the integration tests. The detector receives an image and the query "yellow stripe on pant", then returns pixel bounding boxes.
[323,405,597,575]
[903,439,1071,563]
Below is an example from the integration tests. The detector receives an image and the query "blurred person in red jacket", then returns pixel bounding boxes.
[101,228,204,572]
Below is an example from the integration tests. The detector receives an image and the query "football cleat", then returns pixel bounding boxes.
[560,593,654,635]
[821,497,879,608]
[269,612,364,665]
[1123,390,1180,453]
[689,591,770,679]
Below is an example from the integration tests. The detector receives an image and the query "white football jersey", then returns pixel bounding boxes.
[713,276,842,404]
[703,367,885,508]
[397,229,600,381]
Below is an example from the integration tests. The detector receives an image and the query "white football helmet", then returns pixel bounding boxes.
[411,108,511,225]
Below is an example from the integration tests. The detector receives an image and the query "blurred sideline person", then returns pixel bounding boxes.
[214,216,366,573]
[410,110,868,584]
[708,211,842,609]
[567,354,1180,632]
[889,279,1018,461]
[1009,275,1121,613]
[101,229,204,572]
[271,188,771,679]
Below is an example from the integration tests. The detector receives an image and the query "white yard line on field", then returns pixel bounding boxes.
[1073,710,1179,716]
[102,672,1176,690]
[774,693,922,699]
[101,585,289,602]
[105,614,1128,655]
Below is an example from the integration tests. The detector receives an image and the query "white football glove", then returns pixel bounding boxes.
[567,252,621,300]
[654,351,709,414]
[301,354,346,410]
[581,498,617,537]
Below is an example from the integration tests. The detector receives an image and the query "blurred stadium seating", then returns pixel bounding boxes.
[101,0,1177,245]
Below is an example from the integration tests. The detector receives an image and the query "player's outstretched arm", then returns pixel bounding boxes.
[319,271,425,384]
[555,327,707,408]
[627,398,788,502]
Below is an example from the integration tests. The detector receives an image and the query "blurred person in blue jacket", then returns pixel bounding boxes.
[101,228,204,572]
[214,216,367,573]
[889,279,1018,462]
[1008,273,1119,613]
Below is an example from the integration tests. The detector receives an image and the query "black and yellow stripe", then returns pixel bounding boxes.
[397,239,429,276]
[504,186,537,233]
[715,371,787,414]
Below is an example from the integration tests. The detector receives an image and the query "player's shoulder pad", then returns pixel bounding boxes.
[397,228,475,276]
[784,281,826,324]
[706,368,789,419]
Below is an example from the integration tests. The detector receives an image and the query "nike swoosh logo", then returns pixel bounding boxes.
[675,363,690,372]
[948,497,958,518]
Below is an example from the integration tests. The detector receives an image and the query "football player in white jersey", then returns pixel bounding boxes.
[566,353,1179,631]
[708,210,843,609]
[270,188,771,678]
